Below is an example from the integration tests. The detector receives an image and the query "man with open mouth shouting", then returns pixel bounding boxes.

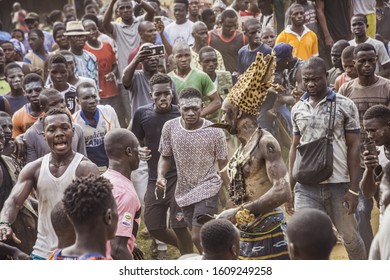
[0,108,99,260]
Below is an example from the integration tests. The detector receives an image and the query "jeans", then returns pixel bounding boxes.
[294,182,367,260]
[355,191,374,255]
[355,169,374,254]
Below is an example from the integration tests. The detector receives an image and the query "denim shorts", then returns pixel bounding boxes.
[182,194,219,229]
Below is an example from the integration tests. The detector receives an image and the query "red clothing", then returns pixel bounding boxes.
[239,10,261,24]
[127,44,142,70]
[84,42,118,99]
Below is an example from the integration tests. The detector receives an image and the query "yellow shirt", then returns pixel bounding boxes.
[275,25,318,60]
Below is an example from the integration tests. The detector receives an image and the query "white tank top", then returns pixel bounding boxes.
[32,152,84,259]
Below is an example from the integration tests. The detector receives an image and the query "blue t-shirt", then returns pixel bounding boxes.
[4,94,28,116]
[238,43,273,74]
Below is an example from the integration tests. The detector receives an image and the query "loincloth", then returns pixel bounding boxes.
[238,209,289,260]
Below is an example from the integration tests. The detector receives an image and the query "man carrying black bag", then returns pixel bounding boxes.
[287,57,367,260]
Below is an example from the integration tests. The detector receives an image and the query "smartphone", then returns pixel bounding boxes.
[148,45,165,56]
[364,141,378,157]
[154,16,163,24]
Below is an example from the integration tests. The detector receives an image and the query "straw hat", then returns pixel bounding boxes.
[64,21,90,36]
[25,12,40,22]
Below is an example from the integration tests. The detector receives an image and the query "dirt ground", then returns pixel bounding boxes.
[137,202,380,260]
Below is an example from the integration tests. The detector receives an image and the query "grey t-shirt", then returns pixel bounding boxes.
[23,119,87,163]
[112,16,144,83]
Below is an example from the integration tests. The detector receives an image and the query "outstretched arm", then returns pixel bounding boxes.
[122,48,153,89]
[137,0,155,22]
[103,0,117,35]
[0,160,40,242]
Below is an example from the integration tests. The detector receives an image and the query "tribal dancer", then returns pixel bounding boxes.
[217,52,291,260]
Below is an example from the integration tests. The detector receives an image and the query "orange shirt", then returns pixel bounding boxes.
[275,25,318,60]
[12,104,44,138]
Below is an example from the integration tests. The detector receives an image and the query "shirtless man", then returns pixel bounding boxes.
[218,52,291,260]
[0,108,99,259]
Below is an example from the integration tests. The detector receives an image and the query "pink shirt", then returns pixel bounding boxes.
[103,169,141,256]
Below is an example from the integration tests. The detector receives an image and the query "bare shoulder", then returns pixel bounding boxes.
[258,130,282,159]
[76,157,100,177]
[22,158,44,179]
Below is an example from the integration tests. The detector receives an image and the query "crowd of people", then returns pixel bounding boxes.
[0,0,390,261]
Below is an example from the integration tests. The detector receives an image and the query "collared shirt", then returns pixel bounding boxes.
[291,89,360,183]
[80,108,100,128]
[73,105,120,167]
[275,25,318,60]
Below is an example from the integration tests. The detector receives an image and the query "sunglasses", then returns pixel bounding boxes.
[25,87,43,94]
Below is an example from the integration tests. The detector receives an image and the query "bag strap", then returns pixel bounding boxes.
[326,97,336,140]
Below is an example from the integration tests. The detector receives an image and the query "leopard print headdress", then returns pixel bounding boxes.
[227,52,276,116]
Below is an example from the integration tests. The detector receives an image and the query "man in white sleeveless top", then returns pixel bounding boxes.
[0,108,99,259]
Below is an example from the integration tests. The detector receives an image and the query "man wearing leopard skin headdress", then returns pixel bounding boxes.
[217,52,291,260]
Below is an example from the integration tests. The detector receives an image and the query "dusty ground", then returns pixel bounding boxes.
[137,204,379,260]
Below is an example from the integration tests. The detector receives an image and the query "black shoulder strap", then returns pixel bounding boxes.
[326,97,336,140]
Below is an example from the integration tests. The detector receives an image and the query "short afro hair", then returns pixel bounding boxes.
[174,0,189,8]
[341,45,355,60]
[4,62,22,77]
[179,87,202,100]
[62,175,114,224]
[287,208,336,260]
[220,9,237,22]
[199,46,216,62]
[23,73,44,87]
[149,73,173,88]
[363,105,390,123]
[201,219,239,255]
[43,107,72,130]
[354,43,376,58]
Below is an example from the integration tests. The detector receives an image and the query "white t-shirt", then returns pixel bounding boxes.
[348,37,390,73]
[165,20,194,46]
[352,0,376,15]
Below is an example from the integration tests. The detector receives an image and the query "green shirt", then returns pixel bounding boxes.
[0,78,10,95]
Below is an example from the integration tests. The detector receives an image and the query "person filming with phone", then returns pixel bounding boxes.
[123,43,179,120]
[361,105,390,214]
[127,20,172,68]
